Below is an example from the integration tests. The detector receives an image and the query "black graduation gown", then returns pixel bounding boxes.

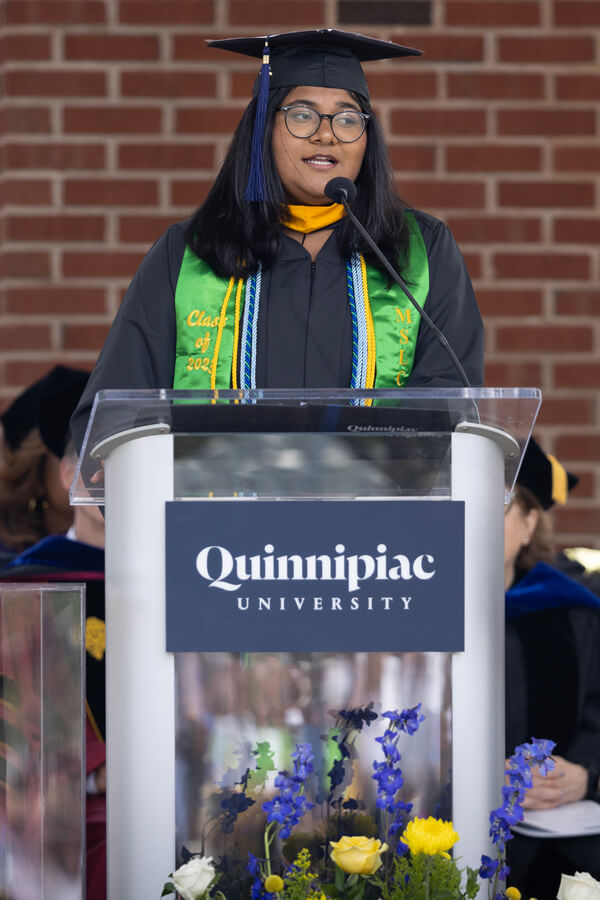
[70,209,484,451]
[505,562,600,892]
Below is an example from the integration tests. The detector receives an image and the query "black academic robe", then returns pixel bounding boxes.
[505,562,600,892]
[70,209,484,451]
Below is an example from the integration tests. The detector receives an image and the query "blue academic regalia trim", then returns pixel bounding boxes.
[2,534,104,575]
[506,560,600,621]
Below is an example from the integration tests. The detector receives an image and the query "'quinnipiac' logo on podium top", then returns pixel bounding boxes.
[165,500,464,653]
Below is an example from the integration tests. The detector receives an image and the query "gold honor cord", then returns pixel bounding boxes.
[360,253,377,392]
[211,276,243,391]
[231,277,244,390]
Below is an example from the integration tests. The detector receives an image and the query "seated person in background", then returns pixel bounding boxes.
[0,371,106,900]
[504,437,600,895]
[0,366,89,563]
[1,442,106,900]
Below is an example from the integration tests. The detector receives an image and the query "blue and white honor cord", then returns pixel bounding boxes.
[348,251,369,390]
[240,253,369,390]
[240,262,262,390]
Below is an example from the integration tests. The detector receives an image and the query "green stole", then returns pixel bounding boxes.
[173,211,429,390]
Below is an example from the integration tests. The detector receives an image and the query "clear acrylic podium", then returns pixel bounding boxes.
[0,583,85,900]
[72,388,541,899]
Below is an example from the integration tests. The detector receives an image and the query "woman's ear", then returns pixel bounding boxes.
[521,507,539,548]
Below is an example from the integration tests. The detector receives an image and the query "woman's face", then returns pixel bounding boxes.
[504,496,539,586]
[272,86,367,205]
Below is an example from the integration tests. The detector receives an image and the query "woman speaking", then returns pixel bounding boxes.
[71,28,483,447]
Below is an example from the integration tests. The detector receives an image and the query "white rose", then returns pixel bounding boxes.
[557,872,600,900]
[172,855,216,900]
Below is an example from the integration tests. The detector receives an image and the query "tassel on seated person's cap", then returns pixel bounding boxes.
[208,29,422,203]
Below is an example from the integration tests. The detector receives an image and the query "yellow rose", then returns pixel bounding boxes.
[264,874,284,893]
[330,835,388,875]
[401,817,459,857]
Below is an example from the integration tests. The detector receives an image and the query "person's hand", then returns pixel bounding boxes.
[518,755,588,809]
[90,463,105,485]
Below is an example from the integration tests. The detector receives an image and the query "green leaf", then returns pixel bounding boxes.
[335,865,345,892]
[347,881,366,900]
[161,883,176,897]
[464,866,480,900]
[251,741,276,789]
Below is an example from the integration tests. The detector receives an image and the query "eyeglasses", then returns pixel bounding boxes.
[278,105,370,143]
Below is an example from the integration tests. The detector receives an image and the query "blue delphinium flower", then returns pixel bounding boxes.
[480,737,556,898]
[325,703,379,803]
[372,703,425,843]
[262,743,316,841]
[479,855,499,879]
[290,743,314,781]
[247,852,274,900]
[328,757,345,794]
[220,789,256,834]
[383,704,426,737]
[336,703,378,732]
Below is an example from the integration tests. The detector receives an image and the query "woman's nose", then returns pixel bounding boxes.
[311,115,335,141]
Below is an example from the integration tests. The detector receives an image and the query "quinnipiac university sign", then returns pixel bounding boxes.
[165,499,464,653]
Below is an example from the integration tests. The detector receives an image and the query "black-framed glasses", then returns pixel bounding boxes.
[278,105,370,143]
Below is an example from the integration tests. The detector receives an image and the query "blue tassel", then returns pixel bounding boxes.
[244,40,270,202]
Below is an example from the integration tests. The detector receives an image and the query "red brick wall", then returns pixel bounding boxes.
[2,0,599,547]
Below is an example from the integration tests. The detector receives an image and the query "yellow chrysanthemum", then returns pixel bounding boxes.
[506,888,522,900]
[264,874,284,893]
[401,817,459,856]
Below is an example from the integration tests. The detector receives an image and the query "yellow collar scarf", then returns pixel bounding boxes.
[283,203,345,233]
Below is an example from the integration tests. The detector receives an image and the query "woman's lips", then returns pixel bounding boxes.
[302,155,337,169]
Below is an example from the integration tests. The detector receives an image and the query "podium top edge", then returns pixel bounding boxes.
[91,387,541,402]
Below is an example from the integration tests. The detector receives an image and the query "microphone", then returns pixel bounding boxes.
[325,176,357,206]
[324,177,471,388]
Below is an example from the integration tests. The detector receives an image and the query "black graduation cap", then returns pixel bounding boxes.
[517,436,579,509]
[1,365,89,458]
[208,29,422,201]
[209,29,421,102]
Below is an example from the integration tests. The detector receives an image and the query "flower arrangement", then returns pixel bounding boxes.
[161,702,555,900]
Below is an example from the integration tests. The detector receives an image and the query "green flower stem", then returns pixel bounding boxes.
[424,855,432,900]
[489,850,505,900]
[264,822,275,877]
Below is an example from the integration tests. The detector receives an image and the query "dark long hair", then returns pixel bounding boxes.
[187,87,410,279]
